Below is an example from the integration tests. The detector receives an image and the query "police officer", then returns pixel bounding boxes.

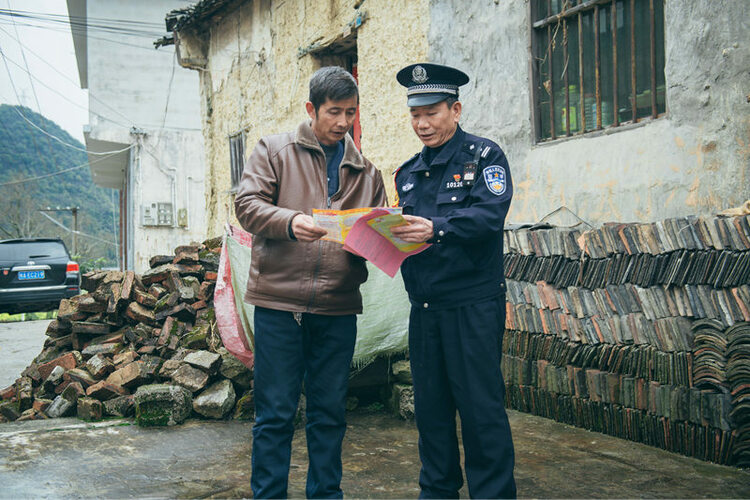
[390,63,517,499]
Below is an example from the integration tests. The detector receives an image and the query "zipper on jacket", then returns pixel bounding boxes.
[307,149,328,312]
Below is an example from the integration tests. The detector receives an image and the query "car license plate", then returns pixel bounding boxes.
[18,270,45,281]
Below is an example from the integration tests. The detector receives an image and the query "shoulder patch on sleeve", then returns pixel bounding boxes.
[483,165,507,196]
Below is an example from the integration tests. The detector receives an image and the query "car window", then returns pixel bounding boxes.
[0,241,69,261]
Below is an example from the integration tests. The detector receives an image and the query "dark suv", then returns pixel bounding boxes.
[0,238,80,314]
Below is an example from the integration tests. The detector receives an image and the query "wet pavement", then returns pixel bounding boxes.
[1,408,749,499]
[0,319,49,388]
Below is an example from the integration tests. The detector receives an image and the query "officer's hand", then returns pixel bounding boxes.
[391,215,434,243]
[291,214,328,242]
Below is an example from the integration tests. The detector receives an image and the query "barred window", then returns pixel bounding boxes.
[532,0,666,142]
[229,132,245,192]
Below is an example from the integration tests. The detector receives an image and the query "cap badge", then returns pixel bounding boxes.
[412,65,428,84]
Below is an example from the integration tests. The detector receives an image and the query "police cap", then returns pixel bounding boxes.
[396,63,470,107]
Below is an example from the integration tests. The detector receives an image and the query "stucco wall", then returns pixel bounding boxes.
[429,0,750,224]
[181,0,430,237]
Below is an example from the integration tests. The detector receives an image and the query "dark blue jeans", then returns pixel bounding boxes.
[251,307,357,499]
[409,296,517,499]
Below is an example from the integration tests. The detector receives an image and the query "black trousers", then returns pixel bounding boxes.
[409,296,517,499]
[251,307,357,499]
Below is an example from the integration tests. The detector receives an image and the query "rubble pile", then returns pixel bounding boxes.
[0,238,256,425]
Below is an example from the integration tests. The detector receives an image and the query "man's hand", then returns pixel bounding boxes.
[390,214,434,243]
[291,214,328,242]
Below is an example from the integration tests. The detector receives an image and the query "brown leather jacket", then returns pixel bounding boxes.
[234,121,388,315]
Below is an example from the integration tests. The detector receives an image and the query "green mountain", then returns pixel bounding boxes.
[0,104,118,267]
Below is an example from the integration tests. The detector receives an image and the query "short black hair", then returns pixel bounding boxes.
[443,97,459,109]
[309,66,359,112]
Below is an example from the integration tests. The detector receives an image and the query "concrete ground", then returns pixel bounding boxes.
[1,320,749,498]
[1,409,748,499]
[0,319,49,388]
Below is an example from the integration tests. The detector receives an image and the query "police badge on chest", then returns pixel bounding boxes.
[446,174,463,189]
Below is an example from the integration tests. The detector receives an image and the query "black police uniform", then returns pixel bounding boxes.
[395,63,516,499]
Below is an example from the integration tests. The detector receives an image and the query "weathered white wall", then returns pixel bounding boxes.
[85,0,207,272]
[428,0,750,224]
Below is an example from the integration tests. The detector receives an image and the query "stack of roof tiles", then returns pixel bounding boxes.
[501,214,750,466]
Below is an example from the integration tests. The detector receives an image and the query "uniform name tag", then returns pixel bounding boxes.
[402,182,414,193]
[483,165,506,196]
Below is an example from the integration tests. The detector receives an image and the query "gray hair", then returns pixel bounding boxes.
[309,66,359,112]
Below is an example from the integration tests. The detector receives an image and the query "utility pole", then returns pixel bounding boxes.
[39,206,80,255]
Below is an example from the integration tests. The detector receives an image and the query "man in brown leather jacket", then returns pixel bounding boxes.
[234,66,387,499]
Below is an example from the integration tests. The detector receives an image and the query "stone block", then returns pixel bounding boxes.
[113,351,138,366]
[149,255,173,269]
[61,381,85,398]
[86,380,129,401]
[77,397,103,421]
[171,364,209,393]
[233,390,254,420]
[81,343,120,360]
[0,401,20,421]
[0,385,15,400]
[45,320,72,337]
[142,263,178,285]
[38,352,80,380]
[57,298,87,322]
[103,394,135,417]
[77,294,106,313]
[193,379,235,419]
[120,270,135,301]
[389,384,414,420]
[157,316,176,346]
[45,334,73,350]
[156,302,196,323]
[391,360,412,384]
[46,385,79,418]
[134,289,158,308]
[134,384,192,426]
[16,376,33,411]
[102,271,124,284]
[71,321,111,335]
[33,398,52,413]
[218,348,253,388]
[140,355,164,378]
[125,302,156,325]
[64,368,97,388]
[107,361,150,389]
[184,350,221,374]
[159,359,183,379]
[154,291,179,313]
[85,354,115,379]
[41,365,66,395]
[181,323,209,350]
[17,408,45,422]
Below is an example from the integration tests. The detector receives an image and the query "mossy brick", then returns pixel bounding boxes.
[134,384,192,426]
[181,323,210,349]
[234,390,255,420]
[103,394,135,417]
[77,397,103,421]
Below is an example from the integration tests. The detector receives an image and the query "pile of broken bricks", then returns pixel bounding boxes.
[0,239,255,426]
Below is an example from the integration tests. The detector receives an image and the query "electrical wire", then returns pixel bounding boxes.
[38,211,117,247]
[10,104,133,155]
[5,1,54,161]
[0,9,167,38]
[0,145,133,187]
[0,24,140,128]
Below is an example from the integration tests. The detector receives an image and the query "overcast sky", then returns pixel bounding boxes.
[0,0,88,142]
